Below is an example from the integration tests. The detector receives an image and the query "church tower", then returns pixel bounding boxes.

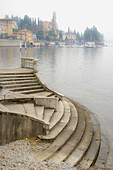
[52,12,56,34]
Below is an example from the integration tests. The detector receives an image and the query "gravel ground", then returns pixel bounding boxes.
[0,137,76,170]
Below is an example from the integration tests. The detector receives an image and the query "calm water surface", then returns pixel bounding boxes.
[0,46,113,140]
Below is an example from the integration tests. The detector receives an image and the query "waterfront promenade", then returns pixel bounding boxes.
[0,57,112,169]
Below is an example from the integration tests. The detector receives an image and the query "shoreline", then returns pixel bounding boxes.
[0,58,112,168]
[0,138,73,169]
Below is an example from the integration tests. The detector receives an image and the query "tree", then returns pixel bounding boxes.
[11,14,14,19]
[76,32,81,43]
[47,31,56,40]
[59,31,63,40]
[24,15,31,28]
[5,15,9,18]
[35,18,36,25]
[0,33,3,39]
[84,26,104,43]
[48,35,54,41]
[36,31,44,40]
[65,36,67,41]
[74,30,76,35]
[80,33,84,44]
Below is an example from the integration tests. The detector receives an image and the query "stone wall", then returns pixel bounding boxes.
[0,39,24,47]
[0,111,44,145]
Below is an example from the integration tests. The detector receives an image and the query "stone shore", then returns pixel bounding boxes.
[0,137,76,170]
[0,66,112,169]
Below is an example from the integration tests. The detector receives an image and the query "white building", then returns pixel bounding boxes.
[0,21,7,35]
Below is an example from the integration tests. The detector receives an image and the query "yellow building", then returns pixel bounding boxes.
[12,20,18,30]
[0,18,13,36]
[38,12,57,38]
[0,21,7,35]
[43,21,52,32]
[16,29,33,42]
[62,34,76,42]
[38,20,52,38]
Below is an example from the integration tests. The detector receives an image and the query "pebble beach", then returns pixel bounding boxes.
[0,138,76,170]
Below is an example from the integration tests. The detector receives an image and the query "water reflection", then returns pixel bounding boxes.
[0,47,20,68]
[0,47,113,141]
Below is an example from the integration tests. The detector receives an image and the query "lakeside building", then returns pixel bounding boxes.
[37,12,57,38]
[84,42,96,48]
[32,34,37,42]
[0,18,18,36]
[0,15,76,46]
[0,21,7,36]
[13,29,33,43]
[61,27,76,44]
[52,12,57,34]
[39,21,52,38]
[62,34,76,43]
[19,29,32,42]
[12,20,18,30]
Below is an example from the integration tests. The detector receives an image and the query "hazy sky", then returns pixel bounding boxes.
[0,0,113,40]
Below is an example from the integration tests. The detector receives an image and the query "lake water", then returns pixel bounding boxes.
[0,46,113,141]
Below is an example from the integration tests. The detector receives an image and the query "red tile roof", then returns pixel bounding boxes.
[0,18,13,21]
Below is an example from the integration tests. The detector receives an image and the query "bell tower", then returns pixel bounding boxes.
[52,11,56,34]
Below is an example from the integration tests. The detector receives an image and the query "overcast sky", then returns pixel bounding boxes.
[0,0,113,40]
